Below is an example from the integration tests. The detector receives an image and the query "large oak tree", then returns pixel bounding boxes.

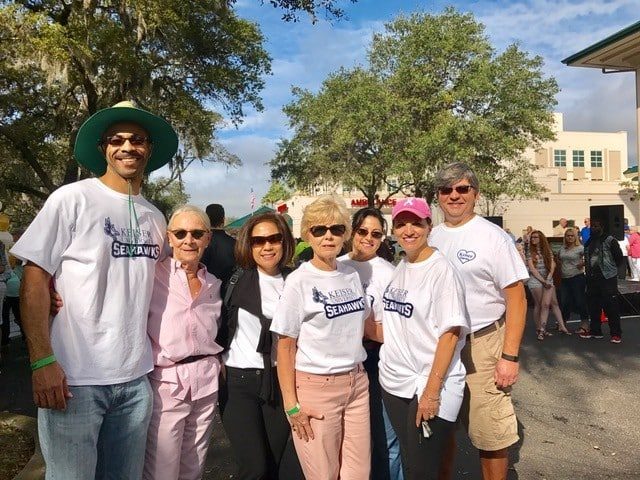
[0,0,355,226]
[271,8,558,208]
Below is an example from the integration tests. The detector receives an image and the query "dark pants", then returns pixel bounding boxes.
[219,366,303,480]
[1,296,22,344]
[587,276,622,337]
[560,274,588,322]
[364,344,403,480]
[382,390,456,480]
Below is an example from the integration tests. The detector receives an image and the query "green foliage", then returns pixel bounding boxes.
[260,0,356,23]
[262,181,291,206]
[272,8,558,208]
[0,0,269,216]
[142,177,191,220]
[271,67,408,206]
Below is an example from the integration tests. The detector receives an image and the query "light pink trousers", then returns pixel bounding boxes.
[143,379,217,480]
[293,365,371,480]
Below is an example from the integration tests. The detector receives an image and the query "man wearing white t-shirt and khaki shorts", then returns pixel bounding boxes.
[12,101,178,479]
[429,162,528,480]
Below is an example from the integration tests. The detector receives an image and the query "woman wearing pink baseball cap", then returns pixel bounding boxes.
[367,197,470,479]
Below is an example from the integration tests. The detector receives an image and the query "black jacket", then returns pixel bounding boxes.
[217,266,292,404]
[201,229,236,285]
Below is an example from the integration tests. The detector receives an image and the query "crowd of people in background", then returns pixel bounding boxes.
[514,215,624,344]
[1,100,631,480]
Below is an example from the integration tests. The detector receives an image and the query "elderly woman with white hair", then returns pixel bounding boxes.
[271,195,372,480]
[144,205,224,480]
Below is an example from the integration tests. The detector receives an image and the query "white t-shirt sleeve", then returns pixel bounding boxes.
[10,188,75,275]
[492,236,530,289]
[433,266,470,338]
[271,275,304,338]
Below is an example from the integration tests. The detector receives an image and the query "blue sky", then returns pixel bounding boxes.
[154,0,640,217]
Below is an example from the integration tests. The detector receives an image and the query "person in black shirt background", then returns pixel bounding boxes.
[201,204,236,285]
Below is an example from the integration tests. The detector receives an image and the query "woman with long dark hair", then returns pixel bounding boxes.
[527,230,570,340]
[338,207,402,480]
[217,211,303,480]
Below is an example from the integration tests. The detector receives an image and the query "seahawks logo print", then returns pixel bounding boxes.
[312,287,365,319]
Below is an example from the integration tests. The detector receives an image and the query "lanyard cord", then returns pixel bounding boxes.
[127,180,141,257]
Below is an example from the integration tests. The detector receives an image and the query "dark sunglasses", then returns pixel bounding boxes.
[309,224,346,237]
[170,229,208,240]
[355,227,384,239]
[101,134,150,147]
[438,185,474,195]
[250,233,283,246]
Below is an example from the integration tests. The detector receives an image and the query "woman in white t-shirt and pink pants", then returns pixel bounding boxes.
[368,198,470,480]
[271,195,372,480]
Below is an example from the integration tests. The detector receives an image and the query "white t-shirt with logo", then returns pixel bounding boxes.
[271,261,369,374]
[337,254,394,322]
[378,250,470,422]
[11,178,165,385]
[224,270,284,369]
[429,215,529,332]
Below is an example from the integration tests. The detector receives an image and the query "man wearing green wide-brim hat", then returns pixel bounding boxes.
[11,101,178,479]
[74,100,178,177]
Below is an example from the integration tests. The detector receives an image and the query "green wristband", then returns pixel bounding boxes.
[286,403,301,416]
[30,354,57,371]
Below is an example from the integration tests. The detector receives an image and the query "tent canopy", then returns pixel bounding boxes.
[225,206,274,229]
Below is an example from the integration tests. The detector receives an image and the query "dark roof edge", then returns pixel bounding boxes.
[562,20,640,65]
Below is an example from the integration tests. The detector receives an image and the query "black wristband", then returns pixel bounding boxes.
[501,353,519,363]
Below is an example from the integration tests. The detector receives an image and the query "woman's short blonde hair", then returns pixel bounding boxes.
[168,205,211,231]
[301,195,352,241]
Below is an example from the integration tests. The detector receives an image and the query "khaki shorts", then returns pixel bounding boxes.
[459,321,519,451]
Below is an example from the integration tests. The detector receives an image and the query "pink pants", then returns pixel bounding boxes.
[293,365,371,480]
[143,379,217,480]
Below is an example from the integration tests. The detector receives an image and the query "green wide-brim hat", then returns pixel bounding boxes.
[74,100,179,175]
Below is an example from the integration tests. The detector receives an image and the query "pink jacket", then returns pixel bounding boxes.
[628,233,640,258]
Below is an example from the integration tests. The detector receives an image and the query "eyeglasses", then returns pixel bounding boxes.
[438,185,474,195]
[101,134,150,147]
[355,228,384,239]
[250,233,283,246]
[169,229,208,240]
[309,224,346,237]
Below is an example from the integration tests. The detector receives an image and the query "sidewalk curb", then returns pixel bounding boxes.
[0,412,45,480]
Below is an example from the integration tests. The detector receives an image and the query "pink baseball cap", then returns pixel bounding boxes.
[392,197,432,220]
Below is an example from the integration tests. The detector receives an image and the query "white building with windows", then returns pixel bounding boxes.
[279,113,636,239]
[503,112,633,237]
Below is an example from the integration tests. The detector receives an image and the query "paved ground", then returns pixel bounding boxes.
[2,311,640,479]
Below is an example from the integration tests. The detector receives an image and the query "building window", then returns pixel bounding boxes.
[591,150,603,167]
[572,150,584,167]
[553,149,566,167]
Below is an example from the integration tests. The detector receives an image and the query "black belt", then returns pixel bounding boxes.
[467,316,505,341]
[175,354,213,365]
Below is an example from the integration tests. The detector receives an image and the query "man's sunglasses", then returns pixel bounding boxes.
[355,228,384,239]
[101,134,150,147]
[170,229,208,240]
[309,224,346,237]
[438,185,474,195]
[250,233,283,246]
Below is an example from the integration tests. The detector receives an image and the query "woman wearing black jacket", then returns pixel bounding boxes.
[217,212,303,479]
